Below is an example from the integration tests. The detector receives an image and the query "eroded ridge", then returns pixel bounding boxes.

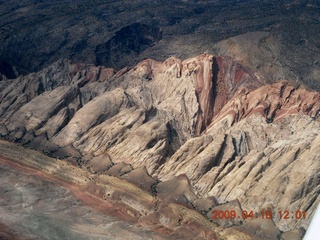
[0,54,319,239]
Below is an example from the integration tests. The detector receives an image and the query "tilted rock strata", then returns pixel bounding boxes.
[207,81,320,128]
[0,140,222,240]
[0,54,319,238]
[0,54,264,167]
[159,114,320,232]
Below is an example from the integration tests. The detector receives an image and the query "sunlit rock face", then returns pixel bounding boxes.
[0,52,319,239]
[0,2,319,239]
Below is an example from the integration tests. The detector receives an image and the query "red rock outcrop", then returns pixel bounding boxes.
[207,80,320,130]
[0,54,319,240]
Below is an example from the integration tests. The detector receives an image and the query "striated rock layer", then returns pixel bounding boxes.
[0,54,319,239]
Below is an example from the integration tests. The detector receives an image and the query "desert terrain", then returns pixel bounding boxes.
[0,0,319,239]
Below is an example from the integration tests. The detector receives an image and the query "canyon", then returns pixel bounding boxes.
[0,53,319,239]
[0,0,319,239]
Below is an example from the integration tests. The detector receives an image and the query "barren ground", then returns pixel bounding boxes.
[0,157,176,240]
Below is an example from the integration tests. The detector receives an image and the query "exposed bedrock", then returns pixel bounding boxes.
[0,54,319,235]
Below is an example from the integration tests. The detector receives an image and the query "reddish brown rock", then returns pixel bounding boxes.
[207,80,320,129]
[0,54,319,239]
[212,56,265,117]
[121,167,157,192]
[156,174,198,208]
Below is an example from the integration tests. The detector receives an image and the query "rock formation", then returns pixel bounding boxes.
[0,53,319,239]
[1,0,319,91]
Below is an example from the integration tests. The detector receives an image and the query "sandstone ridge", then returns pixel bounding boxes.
[0,54,319,239]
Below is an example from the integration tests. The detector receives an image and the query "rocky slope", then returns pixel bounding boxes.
[0,160,180,240]
[0,140,222,240]
[0,0,319,90]
[0,53,319,239]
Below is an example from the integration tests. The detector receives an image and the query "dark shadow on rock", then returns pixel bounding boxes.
[95,23,162,70]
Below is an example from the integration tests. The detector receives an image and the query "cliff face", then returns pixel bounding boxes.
[0,54,265,159]
[0,54,319,239]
